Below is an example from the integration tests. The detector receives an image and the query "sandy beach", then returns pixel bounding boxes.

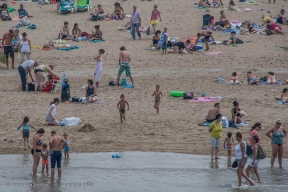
[0,0,288,159]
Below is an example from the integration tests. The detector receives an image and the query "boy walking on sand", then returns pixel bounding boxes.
[151,85,162,114]
[63,133,70,159]
[117,94,129,123]
[41,143,50,174]
[223,132,234,158]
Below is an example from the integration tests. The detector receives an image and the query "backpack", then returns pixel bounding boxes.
[203,14,211,27]
[61,83,70,102]
[71,96,81,103]
[246,143,253,156]
[27,82,35,91]
[256,145,266,159]
[266,30,274,36]
[91,15,98,21]
[183,92,193,99]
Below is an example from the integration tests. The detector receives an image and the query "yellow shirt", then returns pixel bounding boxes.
[209,121,222,139]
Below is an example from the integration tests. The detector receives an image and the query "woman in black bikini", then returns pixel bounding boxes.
[231,101,243,124]
[32,128,45,177]
[112,2,124,19]
[152,30,161,48]
[86,25,102,40]
[169,40,193,54]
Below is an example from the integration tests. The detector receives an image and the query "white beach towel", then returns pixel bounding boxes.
[61,117,81,127]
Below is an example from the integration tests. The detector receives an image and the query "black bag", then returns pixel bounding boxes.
[246,144,253,156]
[183,92,194,99]
[61,83,70,102]
[232,160,238,168]
[109,81,116,86]
[203,14,211,27]
[71,96,81,103]
[91,15,98,21]
[27,83,35,91]
[215,21,225,27]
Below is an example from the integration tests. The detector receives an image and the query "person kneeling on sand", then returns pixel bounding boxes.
[46,98,60,126]
[230,72,240,84]
[206,103,220,123]
[247,71,259,85]
[195,31,214,51]
[168,40,194,54]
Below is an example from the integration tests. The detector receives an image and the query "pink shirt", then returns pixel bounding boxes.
[248,130,261,146]
[151,11,159,20]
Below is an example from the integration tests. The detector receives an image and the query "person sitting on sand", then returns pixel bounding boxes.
[118,21,132,31]
[211,0,223,8]
[168,40,193,54]
[230,72,240,84]
[91,4,104,17]
[267,71,277,84]
[260,23,268,35]
[226,31,243,45]
[219,11,230,28]
[276,9,287,25]
[199,0,211,7]
[85,79,97,103]
[86,25,102,40]
[195,30,214,51]
[281,88,288,104]
[0,3,11,21]
[152,30,161,48]
[206,103,220,122]
[240,21,249,35]
[46,98,60,126]
[112,2,124,19]
[229,0,238,12]
[71,23,81,40]
[231,101,244,124]
[247,71,259,85]
[59,21,70,40]
[262,11,272,22]
[18,4,30,18]
[267,20,284,35]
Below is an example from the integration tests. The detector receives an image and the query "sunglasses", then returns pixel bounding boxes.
[277,123,282,125]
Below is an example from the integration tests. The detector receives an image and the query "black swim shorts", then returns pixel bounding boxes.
[4,46,14,59]
[119,109,125,113]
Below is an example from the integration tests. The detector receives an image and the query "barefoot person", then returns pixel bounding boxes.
[151,84,163,114]
[46,98,60,126]
[223,132,234,158]
[195,31,214,51]
[41,143,50,175]
[16,116,37,150]
[49,131,67,179]
[235,132,255,186]
[247,71,259,85]
[169,40,194,54]
[94,49,105,87]
[131,5,141,40]
[2,29,15,69]
[281,88,288,104]
[32,128,45,177]
[116,46,134,87]
[85,79,97,103]
[34,65,58,93]
[18,32,31,64]
[208,113,223,160]
[150,5,161,34]
[265,119,287,168]
[59,21,70,40]
[18,60,38,91]
[206,103,220,122]
[117,94,129,123]
[86,25,102,40]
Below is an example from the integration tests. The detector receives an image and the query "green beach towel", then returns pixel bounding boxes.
[7,7,16,13]
[89,39,105,43]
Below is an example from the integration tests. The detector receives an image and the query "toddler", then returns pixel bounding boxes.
[223,132,234,158]
[63,133,70,159]
[117,94,129,123]
[151,85,163,114]
[41,143,50,174]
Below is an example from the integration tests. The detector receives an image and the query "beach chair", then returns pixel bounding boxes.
[75,0,91,12]
[58,0,75,14]
[51,74,67,93]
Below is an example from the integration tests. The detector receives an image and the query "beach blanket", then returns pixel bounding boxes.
[223,7,242,12]
[189,96,222,102]
[260,80,283,85]
[205,51,222,55]
[252,23,262,29]
[234,120,249,127]
[60,117,81,127]
[242,0,262,5]
[89,39,105,43]
[121,84,134,88]
[56,46,79,51]
[8,7,16,13]
[278,100,288,105]
[222,28,240,34]
[194,4,208,9]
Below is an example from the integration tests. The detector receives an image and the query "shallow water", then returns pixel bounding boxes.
[1,152,287,192]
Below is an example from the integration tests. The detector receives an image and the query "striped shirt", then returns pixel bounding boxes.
[20,60,34,70]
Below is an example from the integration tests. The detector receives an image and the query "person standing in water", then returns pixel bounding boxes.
[32,128,45,177]
[17,116,37,150]
[117,46,134,88]
[151,85,162,114]
[150,5,161,34]
[49,131,67,179]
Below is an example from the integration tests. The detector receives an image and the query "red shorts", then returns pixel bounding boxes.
[227,144,233,149]
[42,159,49,166]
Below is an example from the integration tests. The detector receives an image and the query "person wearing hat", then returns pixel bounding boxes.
[18,60,38,91]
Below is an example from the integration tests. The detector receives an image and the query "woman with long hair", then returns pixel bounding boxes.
[32,128,45,177]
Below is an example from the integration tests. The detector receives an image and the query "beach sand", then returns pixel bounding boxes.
[0,0,287,158]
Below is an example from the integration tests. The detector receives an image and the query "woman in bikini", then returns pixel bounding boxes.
[231,101,243,124]
[32,128,45,177]
[265,119,287,168]
[229,0,238,12]
[85,79,97,103]
[34,65,58,93]
[281,88,288,104]
[230,72,240,84]
[71,23,81,40]
[169,40,194,54]
[267,71,277,84]
[112,2,124,19]
[150,5,161,34]
[152,30,161,48]
[86,25,102,40]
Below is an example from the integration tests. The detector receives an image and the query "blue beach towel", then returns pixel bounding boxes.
[252,23,262,29]
[56,46,79,51]
[260,80,283,85]
[278,100,288,105]
[194,4,208,9]
[121,84,134,88]
[222,28,240,34]
[201,122,212,126]
[89,39,105,43]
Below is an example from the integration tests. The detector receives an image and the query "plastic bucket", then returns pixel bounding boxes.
[196,45,203,50]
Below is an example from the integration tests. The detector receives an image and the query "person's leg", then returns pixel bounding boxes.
[204,41,209,51]
[131,23,136,40]
[278,144,283,168]
[271,144,278,168]
[237,165,242,186]
[35,72,39,92]
[154,101,157,109]
[129,76,134,87]
[254,167,261,183]
[237,117,242,124]
[274,27,284,34]
[23,138,26,149]
[46,164,48,174]
[120,112,123,123]
[38,72,44,92]
[21,52,25,64]
[152,23,157,34]
[245,165,252,178]
[210,148,215,160]
[26,52,30,60]
[67,152,69,159]
[228,148,231,158]
[215,147,219,159]
[57,152,62,178]
[122,112,126,121]
[42,164,45,174]
[241,168,254,186]
[136,23,141,39]
[156,101,160,114]
[51,153,55,178]
[19,66,27,91]
[11,49,15,69]
[33,153,40,177]
[233,116,237,124]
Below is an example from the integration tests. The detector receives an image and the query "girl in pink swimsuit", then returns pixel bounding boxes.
[150,5,161,34]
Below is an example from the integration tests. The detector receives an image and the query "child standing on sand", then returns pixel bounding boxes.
[63,133,70,159]
[41,143,50,174]
[151,84,163,114]
[17,116,37,150]
[223,132,234,158]
[117,94,129,123]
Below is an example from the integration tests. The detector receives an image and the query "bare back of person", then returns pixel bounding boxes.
[226,137,233,145]
[51,135,64,151]
[120,51,130,63]
[207,107,220,120]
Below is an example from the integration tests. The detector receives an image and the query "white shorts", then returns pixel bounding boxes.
[210,137,221,148]
[248,158,259,167]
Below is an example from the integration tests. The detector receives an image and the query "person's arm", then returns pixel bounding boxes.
[17,123,22,130]
[210,35,215,41]
[99,31,103,38]
[117,102,120,110]
[150,11,153,22]
[121,7,124,14]
[240,142,245,166]
[252,144,258,163]
[126,101,129,110]
[49,106,55,120]
[18,41,21,53]
[223,138,227,147]
[184,45,193,54]
[28,39,31,54]
[93,86,97,96]
[151,91,155,96]
[49,137,53,151]
[119,53,122,65]
[208,124,214,133]
[160,91,163,97]
[18,9,20,18]
[139,16,141,27]
[79,28,82,34]
[33,136,38,157]
[47,68,58,78]
[2,34,5,46]
[265,128,274,139]
[195,36,201,46]
[233,36,236,44]
[220,0,224,5]
[85,86,88,98]
[60,27,64,34]
[283,128,287,137]
[27,68,35,82]
[158,11,161,21]
[128,54,131,62]
[30,125,38,131]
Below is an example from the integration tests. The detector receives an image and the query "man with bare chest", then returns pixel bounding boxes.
[116,46,134,87]
[2,29,15,69]
[59,21,70,40]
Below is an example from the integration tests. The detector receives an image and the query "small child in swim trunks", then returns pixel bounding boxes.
[41,143,50,174]
[63,133,70,159]
[117,94,129,123]
[267,71,276,85]
[223,132,234,158]
[151,84,163,114]
[230,72,240,84]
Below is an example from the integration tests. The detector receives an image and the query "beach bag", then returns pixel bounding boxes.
[232,159,238,168]
[27,82,35,91]
[109,81,116,86]
[61,83,70,101]
[91,15,98,21]
[145,25,152,36]
[256,145,266,159]
[215,21,224,27]
[246,143,253,156]
[71,96,81,103]
[221,117,229,128]
[81,32,89,37]
[183,92,193,99]
[236,38,244,44]
[21,16,31,26]
[203,14,211,26]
